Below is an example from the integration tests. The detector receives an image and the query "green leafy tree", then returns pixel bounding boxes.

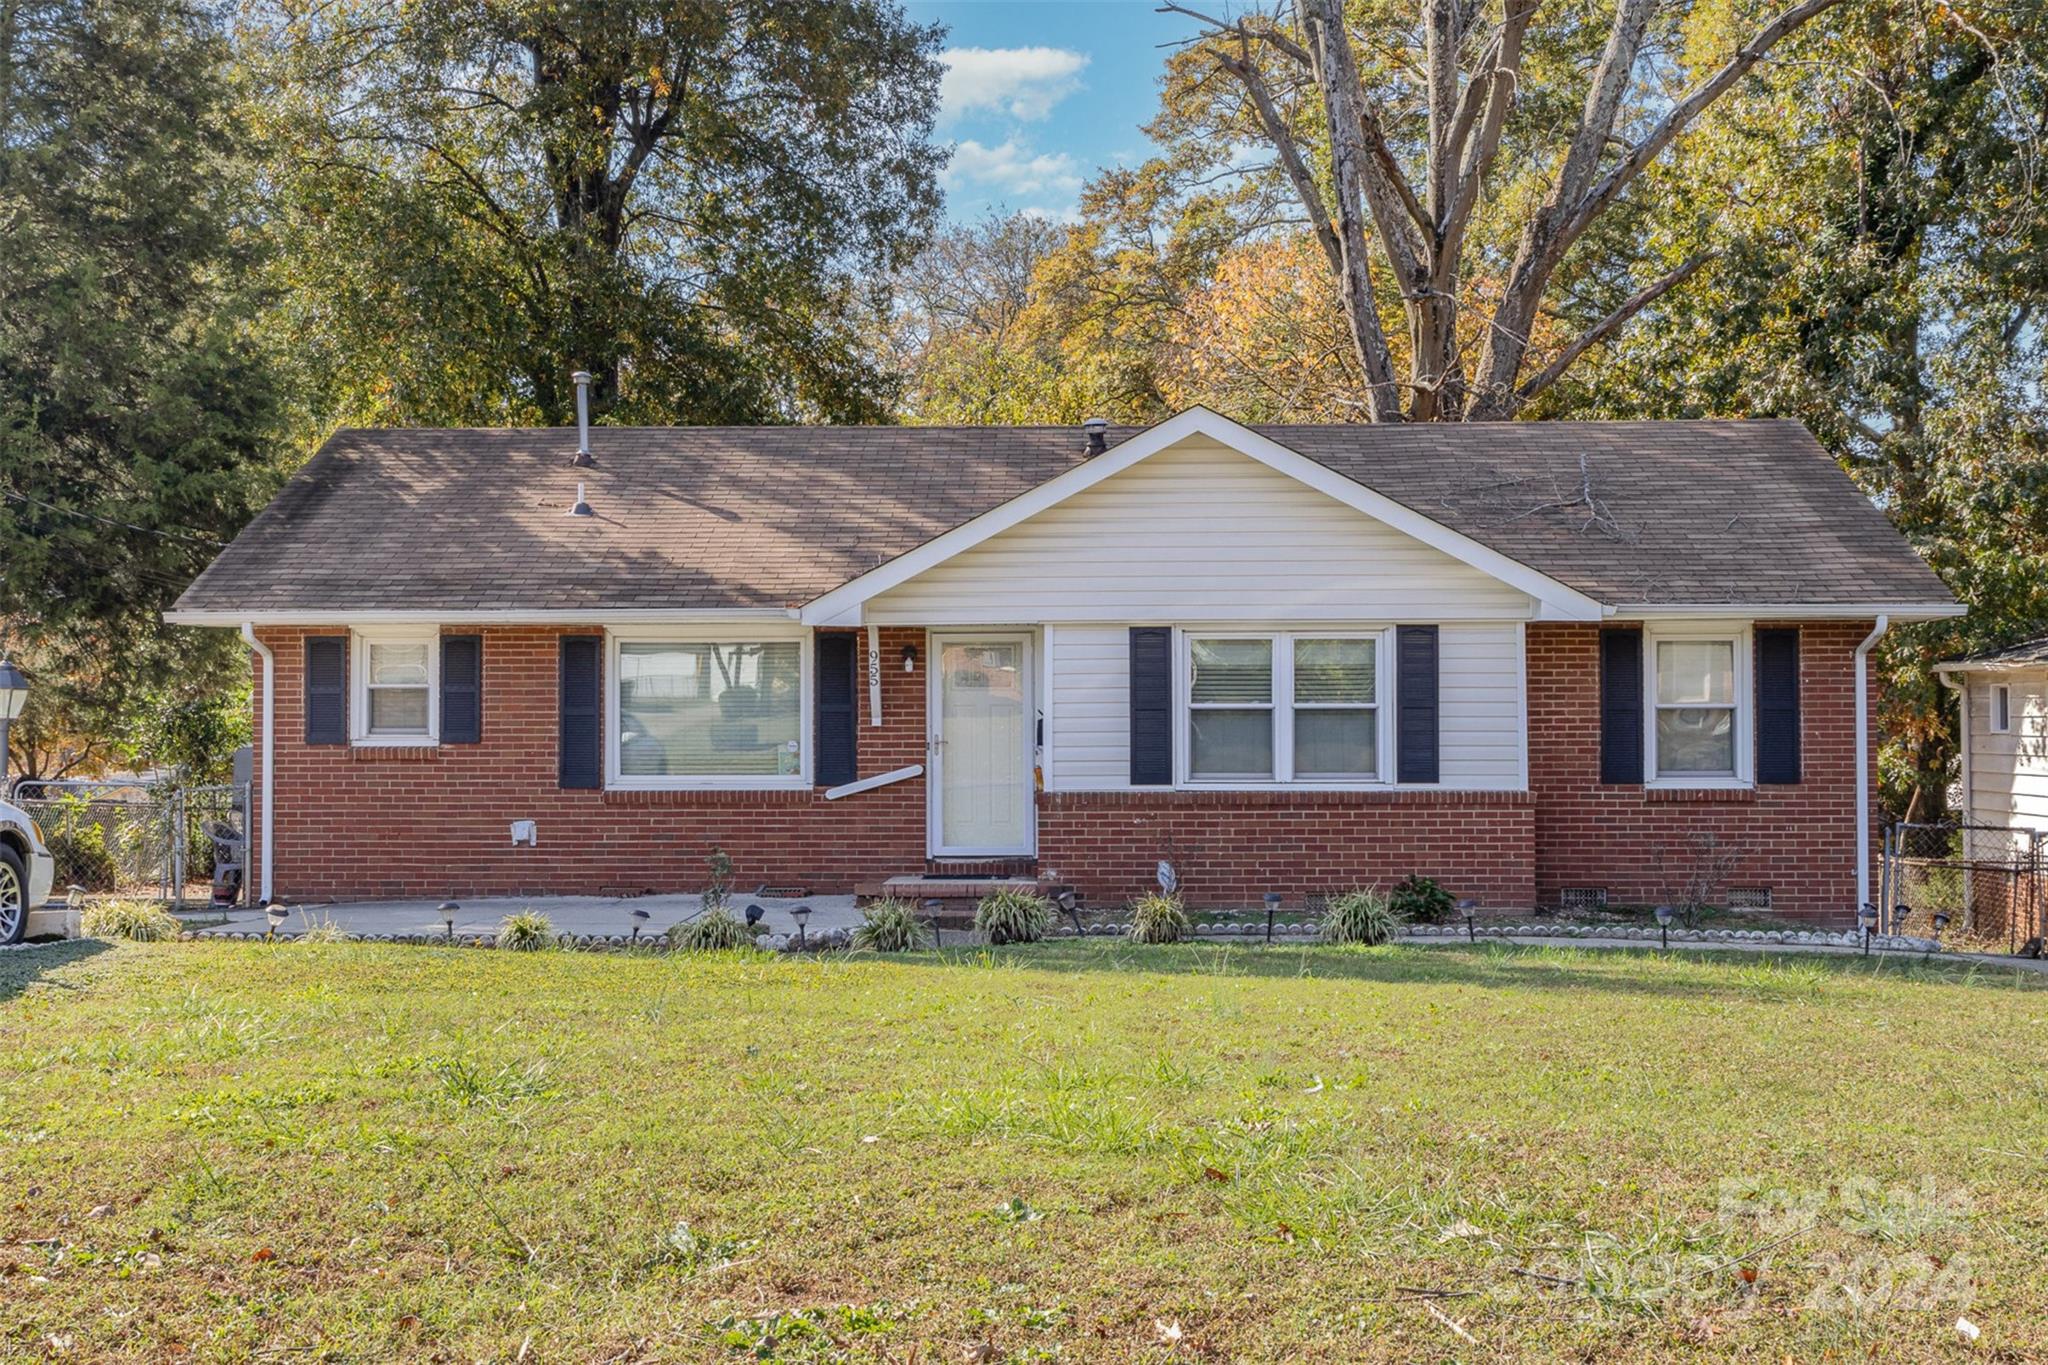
[0,0,282,780]
[246,0,947,433]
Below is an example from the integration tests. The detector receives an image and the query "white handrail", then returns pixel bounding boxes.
[823,764,922,801]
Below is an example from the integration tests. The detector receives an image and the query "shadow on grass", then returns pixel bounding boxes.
[885,936,2044,1004]
[0,937,110,1005]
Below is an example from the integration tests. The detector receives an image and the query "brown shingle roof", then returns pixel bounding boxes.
[171,418,1952,616]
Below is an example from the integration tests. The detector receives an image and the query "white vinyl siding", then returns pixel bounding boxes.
[1046,626,1132,790]
[1966,671,2048,830]
[1044,621,1525,792]
[865,437,1535,624]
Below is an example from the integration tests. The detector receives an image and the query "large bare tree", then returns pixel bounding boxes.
[1167,0,1852,420]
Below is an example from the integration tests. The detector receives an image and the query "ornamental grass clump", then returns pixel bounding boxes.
[1389,874,1457,925]
[79,899,181,942]
[672,907,753,952]
[974,887,1052,945]
[1320,889,1402,946]
[1126,892,1190,945]
[496,910,557,951]
[851,899,930,953]
[296,910,352,944]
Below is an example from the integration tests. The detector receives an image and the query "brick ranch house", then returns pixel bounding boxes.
[167,407,1959,920]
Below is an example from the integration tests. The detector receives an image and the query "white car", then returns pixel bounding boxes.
[0,799,57,944]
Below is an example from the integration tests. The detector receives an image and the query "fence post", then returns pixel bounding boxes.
[171,787,185,910]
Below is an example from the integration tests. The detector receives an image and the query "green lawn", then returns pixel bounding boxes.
[3,940,2044,1362]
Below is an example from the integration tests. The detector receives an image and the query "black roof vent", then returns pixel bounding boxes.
[1082,417,1108,456]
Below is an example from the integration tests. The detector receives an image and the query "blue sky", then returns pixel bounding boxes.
[904,1,1210,222]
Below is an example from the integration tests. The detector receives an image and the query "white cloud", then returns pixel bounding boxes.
[939,46,1089,123]
[942,138,1085,201]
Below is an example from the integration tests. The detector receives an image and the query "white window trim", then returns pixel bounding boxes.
[1643,623,1752,789]
[351,627,439,746]
[605,625,812,791]
[1176,628,1391,789]
[1989,683,2012,734]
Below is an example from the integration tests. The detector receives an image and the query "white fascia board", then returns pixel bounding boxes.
[1609,602,1965,623]
[797,406,1605,625]
[165,607,803,627]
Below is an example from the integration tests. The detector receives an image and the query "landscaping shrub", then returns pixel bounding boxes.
[297,911,352,944]
[673,907,754,951]
[1389,875,1456,925]
[851,899,930,952]
[79,899,181,942]
[1321,889,1402,946]
[497,910,557,951]
[974,887,1052,945]
[1126,892,1189,945]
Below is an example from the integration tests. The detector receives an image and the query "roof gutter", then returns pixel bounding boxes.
[240,623,274,906]
[168,608,804,628]
[1854,615,1889,914]
[1606,602,1964,622]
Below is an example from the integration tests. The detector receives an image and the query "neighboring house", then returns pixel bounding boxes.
[167,407,1959,919]
[1935,640,2048,833]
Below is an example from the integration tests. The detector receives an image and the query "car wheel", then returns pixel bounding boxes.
[0,844,25,945]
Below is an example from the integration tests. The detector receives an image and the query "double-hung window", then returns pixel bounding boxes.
[352,629,437,743]
[609,632,807,787]
[1185,632,1383,784]
[1646,630,1749,784]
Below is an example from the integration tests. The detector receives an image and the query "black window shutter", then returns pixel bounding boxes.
[1599,629,1644,784]
[1396,625,1439,783]
[1129,627,1173,786]
[558,636,602,789]
[814,632,858,787]
[304,636,348,744]
[1756,628,1801,784]
[441,635,482,743]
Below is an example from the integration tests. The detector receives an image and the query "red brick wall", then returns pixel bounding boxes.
[249,620,1875,919]
[1037,790,1536,908]
[252,626,929,901]
[1527,620,1875,920]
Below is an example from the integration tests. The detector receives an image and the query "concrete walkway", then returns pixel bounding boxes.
[192,892,861,941]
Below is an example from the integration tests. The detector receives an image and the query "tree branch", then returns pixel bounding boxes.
[1218,48,1344,277]
[1514,251,1714,404]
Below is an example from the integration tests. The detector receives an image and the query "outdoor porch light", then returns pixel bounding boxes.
[1458,898,1478,943]
[902,644,917,673]
[1263,891,1282,944]
[630,904,651,942]
[1653,904,1674,951]
[1858,902,1879,955]
[0,655,27,788]
[790,902,812,949]
[439,900,459,941]
[265,901,289,939]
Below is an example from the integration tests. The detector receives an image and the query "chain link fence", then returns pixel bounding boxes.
[1881,822,2044,954]
[12,779,248,908]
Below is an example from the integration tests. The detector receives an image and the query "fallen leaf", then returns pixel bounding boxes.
[396,1314,420,1331]
[1739,1266,1758,1284]
[250,1247,275,1263]
[45,1335,74,1355]
[960,1342,1000,1363]
[861,1135,881,1145]
[86,1204,112,1220]
[1202,1166,1230,1183]
[1154,1319,1184,1348]
[1437,1220,1484,1241]
[1956,1317,1981,1343]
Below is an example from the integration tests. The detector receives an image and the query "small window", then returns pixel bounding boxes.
[1990,683,2012,734]
[352,630,437,743]
[1188,637,1274,779]
[1650,636,1741,780]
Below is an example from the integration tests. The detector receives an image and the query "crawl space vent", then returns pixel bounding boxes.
[1559,887,1609,913]
[1726,886,1774,911]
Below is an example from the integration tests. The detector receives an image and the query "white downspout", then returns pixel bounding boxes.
[241,623,274,905]
[1938,667,1974,931]
[1855,615,1890,912]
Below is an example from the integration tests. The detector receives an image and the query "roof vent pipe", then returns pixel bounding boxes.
[1082,416,1108,456]
[568,481,593,517]
[571,370,594,466]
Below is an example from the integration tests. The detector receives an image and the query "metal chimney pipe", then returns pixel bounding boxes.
[1082,417,1108,456]
[571,370,594,466]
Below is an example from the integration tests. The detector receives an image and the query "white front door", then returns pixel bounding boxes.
[930,633,1035,856]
